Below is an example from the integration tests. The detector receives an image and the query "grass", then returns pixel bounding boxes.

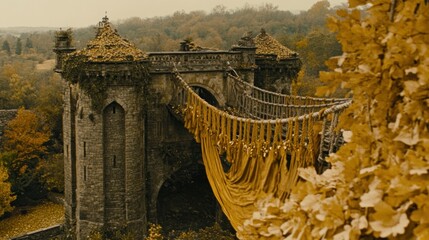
[35,59,55,71]
[0,201,64,240]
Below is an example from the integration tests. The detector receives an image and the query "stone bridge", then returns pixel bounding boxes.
[56,17,302,239]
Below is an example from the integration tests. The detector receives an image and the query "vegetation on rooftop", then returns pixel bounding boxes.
[254,29,298,60]
[67,23,147,63]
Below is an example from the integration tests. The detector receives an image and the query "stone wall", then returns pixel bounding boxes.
[63,85,77,230]
[62,43,298,239]
[148,51,251,74]
[103,102,126,226]
[254,57,302,94]
[144,81,201,222]
[70,80,146,239]
[11,225,63,240]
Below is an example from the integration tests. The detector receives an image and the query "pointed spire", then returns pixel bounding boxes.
[98,13,109,29]
[102,12,109,24]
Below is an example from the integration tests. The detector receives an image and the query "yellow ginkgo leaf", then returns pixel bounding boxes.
[333,225,352,240]
[393,125,420,146]
[406,153,429,175]
[360,177,382,207]
[360,189,383,208]
[413,224,429,240]
[351,215,368,230]
[300,194,320,212]
[369,201,410,238]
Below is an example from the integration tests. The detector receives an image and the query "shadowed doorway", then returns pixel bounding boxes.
[157,163,217,233]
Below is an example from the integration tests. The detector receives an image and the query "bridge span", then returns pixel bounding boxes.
[55,16,348,239]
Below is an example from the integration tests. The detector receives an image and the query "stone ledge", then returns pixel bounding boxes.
[11,224,63,240]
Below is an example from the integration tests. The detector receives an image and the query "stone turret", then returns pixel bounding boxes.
[57,16,303,238]
[230,31,257,70]
[253,28,302,94]
[53,28,76,72]
[60,16,149,239]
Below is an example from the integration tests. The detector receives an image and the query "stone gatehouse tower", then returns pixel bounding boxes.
[55,16,301,239]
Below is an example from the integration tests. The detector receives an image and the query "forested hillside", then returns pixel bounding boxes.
[0,0,343,107]
[87,1,342,79]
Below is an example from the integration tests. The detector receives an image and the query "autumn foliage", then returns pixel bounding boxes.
[1,108,49,197]
[0,165,15,217]
[238,0,429,239]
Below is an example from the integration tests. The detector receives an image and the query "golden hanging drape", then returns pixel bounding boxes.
[183,88,320,231]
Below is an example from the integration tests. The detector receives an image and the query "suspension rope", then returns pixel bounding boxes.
[171,71,351,231]
[228,71,348,105]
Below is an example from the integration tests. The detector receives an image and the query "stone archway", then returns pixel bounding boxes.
[190,85,219,107]
[156,162,217,233]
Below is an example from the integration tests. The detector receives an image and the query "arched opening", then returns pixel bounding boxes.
[103,101,126,226]
[191,86,219,107]
[157,163,217,233]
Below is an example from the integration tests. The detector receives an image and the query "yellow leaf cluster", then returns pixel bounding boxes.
[0,166,15,217]
[0,201,64,240]
[3,108,49,161]
[238,163,353,239]
[239,0,429,239]
[144,224,163,240]
[3,108,50,179]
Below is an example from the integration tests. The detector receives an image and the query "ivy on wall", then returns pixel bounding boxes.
[62,22,149,112]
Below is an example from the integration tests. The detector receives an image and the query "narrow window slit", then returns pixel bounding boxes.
[113,155,116,168]
[84,166,87,181]
[83,142,86,157]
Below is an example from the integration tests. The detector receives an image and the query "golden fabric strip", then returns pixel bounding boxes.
[174,74,348,233]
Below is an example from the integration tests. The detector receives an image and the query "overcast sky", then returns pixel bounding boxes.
[0,0,347,28]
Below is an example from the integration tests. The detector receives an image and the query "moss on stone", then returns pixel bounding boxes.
[254,29,297,60]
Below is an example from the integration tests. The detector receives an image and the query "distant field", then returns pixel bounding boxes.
[36,59,56,71]
[0,201,64,240]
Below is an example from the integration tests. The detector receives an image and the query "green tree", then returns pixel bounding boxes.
[34,73,64,150]
[0,63,37,109]
[15,38,22,55]
[0,165,15,217]
[25,38,33,49]
[2,40,11,55]
[40,154,64,193]
[304,0,331,27]
[238,0,429,239]
[295,30,342,76]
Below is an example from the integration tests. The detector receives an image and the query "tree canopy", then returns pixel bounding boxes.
[238,0,429,239]
[1,108,50,197]
[15,38,22,56]
[1,40,11,55]
[0,165,15,217]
